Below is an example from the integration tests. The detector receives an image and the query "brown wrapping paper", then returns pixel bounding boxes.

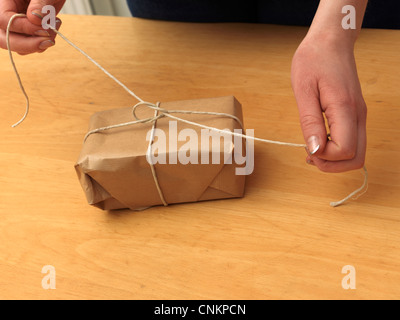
[75,96,246,210]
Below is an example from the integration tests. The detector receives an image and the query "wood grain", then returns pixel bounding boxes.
[0,15,399,299]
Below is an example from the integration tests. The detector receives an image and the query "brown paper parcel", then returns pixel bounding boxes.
[75,96,247,210]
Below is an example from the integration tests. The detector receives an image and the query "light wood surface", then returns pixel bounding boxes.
[0,15,399,300]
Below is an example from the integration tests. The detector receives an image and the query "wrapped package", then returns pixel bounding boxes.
[75,96,247,210]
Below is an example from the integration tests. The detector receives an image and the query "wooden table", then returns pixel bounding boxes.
[0,15,399,300]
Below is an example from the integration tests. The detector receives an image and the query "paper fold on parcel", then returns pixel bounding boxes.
[75,96,246,210]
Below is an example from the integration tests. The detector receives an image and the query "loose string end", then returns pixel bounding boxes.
[12,118,26,128]
[11,100,29,128]
[330,166,368,207]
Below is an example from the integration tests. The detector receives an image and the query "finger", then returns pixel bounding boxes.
[27,0,66,25]
[47,17,62,42]
[31,18,61,53]
[317,102,358,161]
[0,13,45,36]
[292,77,328,156]
[0,30,54,54]
[309,110,367,173]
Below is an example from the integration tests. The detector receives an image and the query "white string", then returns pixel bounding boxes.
[6,13,368,207]
[85,101,307,148]
[47,26,144,103]
[146,105,168,206]
[165,113,306,147]
[330,166,368,207]
[7,14,30,127]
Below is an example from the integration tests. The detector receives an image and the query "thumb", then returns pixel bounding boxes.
[27,1,65,26]
[293,82,327,155]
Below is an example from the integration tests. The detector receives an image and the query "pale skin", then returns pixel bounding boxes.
[0,0,368,173]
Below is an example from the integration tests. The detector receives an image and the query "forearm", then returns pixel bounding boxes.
[307,0,368,47]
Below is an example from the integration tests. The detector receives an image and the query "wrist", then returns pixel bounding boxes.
[305,0,367,52]
[305,28,357,52]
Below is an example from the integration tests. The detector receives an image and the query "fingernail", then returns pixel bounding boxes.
[55,19,62,29]
[31,10,43,19]
[39,40,55,50]
[307,136,320,155]
[34,30,50,37]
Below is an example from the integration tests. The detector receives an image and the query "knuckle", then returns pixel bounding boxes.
[317,157,365,173]
[338,145,356,160]
[299,113,322,131]
[315,161,331,173]
[0,18,7,32]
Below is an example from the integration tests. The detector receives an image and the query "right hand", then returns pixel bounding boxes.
[0,0,66,55]
[291,35,367,173]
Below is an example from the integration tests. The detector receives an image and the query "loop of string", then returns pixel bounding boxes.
[6,13,368,207]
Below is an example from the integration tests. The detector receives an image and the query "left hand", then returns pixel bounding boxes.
[0,0,65,55]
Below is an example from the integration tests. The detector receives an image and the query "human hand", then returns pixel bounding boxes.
[291,35,367,173]
[0,0,65,54]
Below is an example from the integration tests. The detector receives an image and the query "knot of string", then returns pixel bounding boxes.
[6,13,368,207]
